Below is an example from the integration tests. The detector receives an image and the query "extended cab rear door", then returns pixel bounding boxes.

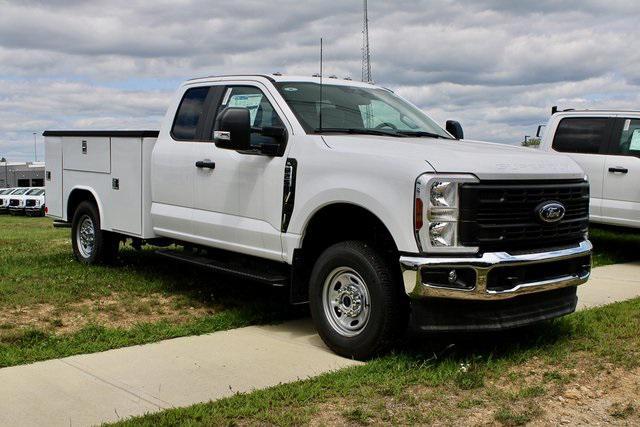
[601,116,640,227]
[150,86,213,239]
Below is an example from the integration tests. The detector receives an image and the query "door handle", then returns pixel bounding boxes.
[608,167,628,174]
[195,160,216,169]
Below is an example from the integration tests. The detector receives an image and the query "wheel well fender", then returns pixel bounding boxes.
[66,187,104,227]
[290,202,400,304]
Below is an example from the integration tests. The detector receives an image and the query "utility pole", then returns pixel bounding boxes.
[33,132,37,162]
[361,0,372,83]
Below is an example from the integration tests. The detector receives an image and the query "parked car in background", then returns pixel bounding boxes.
[538,108,640,229]
[24,188,46,217]
[0,188,26,214]
[45,74,592,359]
[0,188,18,213]
[8,187,44,215]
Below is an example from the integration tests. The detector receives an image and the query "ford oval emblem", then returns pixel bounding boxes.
[536,201,566,223]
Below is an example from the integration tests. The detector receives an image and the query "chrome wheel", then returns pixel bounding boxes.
[76,215,95,259]
[322,267,371,337]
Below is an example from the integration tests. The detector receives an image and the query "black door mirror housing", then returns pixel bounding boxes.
[213,107,251,150]
[260,126,287,143]
[446,120,464,140]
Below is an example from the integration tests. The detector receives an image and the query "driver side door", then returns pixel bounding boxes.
[191,82,291,261]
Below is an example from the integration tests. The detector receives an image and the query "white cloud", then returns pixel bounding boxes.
[1,0,639,160]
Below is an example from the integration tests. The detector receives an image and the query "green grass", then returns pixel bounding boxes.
[116,297,640,426]
[0,216,638,370]
[0,216,300,367]
[590,224,640,267]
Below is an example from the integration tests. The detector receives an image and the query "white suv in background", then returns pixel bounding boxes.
[538,109,640,229]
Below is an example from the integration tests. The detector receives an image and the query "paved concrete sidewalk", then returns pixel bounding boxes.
[1,262,639,427]
[0,320,362,427]
[577,261,640,309]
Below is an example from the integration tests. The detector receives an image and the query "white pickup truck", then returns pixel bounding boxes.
[45,74,592,359]
[537,109,640,229]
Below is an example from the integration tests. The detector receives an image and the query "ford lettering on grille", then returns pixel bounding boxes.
[537,202,566,223]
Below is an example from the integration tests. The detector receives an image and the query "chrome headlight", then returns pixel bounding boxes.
[414,174,479,253]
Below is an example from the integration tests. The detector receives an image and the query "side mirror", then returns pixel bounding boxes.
[536,124,545,138]
[213,107,251,150]
[446,120,464,140]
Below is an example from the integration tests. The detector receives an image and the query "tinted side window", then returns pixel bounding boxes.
[171,86,210,141]
[612,118,640,156]
[552,117,608,154]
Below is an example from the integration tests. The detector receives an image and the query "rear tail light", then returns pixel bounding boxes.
[45,206,48,214]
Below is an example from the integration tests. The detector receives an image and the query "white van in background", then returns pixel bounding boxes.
[538,109,640,229]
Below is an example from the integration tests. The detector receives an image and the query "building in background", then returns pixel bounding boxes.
[0,161,45,188]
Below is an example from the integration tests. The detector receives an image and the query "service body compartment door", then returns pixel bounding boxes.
[44,136,63,218]
[109,138,142,235]
[63,137,111,173]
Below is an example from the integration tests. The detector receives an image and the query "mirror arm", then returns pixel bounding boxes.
[257,142,281,156]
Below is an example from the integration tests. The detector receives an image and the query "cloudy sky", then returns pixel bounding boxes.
[1,0,639,161]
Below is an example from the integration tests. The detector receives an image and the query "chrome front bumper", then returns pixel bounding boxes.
[400,240,592,301]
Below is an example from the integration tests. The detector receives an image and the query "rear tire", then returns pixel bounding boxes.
[71,201,119,265]
[309,241,408,360]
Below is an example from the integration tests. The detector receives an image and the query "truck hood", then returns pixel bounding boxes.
[322,135,585,180]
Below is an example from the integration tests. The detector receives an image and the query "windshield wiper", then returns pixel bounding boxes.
[313,127,406,137]
[395,130,451,139]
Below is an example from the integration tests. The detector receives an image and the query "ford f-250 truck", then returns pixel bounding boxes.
[44,74,592,359]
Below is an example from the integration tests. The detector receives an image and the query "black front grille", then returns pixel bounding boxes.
[9,199,19,207]
[0,199,3,206]
[25,199,36,207]
[459,180,589,252]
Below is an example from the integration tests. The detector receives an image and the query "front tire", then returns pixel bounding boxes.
[309,241,408,359]
[71,201,119,264]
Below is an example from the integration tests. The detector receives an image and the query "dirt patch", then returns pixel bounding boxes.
[533,365,639,426]
[308,356,640,426]
[0,293,216,336]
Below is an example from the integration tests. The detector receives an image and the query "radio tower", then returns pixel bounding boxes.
[361,0,372,83]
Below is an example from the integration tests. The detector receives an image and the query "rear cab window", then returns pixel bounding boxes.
[552,117,610,154]
[171,86,211,141]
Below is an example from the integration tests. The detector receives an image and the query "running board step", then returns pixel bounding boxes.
[156,249,289,286]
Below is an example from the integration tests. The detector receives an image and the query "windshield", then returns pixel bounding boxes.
[0,189,8,195]
[27,188,44,195]
[12,189,28,195]
[275,82,451,139]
